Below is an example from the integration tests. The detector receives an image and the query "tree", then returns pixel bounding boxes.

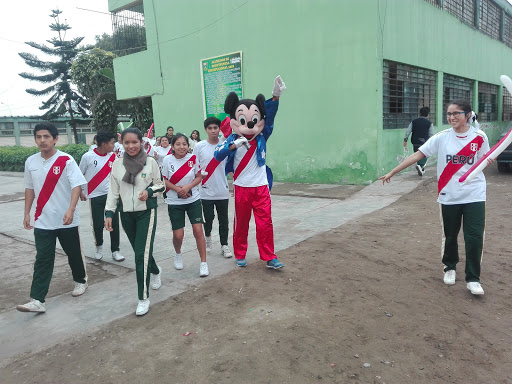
[70,48,118,132]
[19,9,89,143]
[94,24,146,57]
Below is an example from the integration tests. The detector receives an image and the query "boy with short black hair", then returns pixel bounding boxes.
[193,117,232,258]
[17,123,88,313]
[79,130,124,262]
[404,106,434,176]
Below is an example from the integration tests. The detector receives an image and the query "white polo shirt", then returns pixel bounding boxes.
[193,139,230,200]
[24,150,87,229]
[79,149,115,198]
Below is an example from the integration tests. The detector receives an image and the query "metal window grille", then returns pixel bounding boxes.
[442,74,474,124]
[443,0,476,27]
[477,82,498,122]
[504,13,512,48]
[383,61,437,129]
[0,122,14,136]
[479,0,501,40]
[111,2,147,57]
[424,0,442,8]
[503,86,512,121]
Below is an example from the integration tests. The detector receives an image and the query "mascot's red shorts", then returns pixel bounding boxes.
[232,185,276,261]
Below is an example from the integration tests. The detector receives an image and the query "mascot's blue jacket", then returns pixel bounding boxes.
[214,98,279,188]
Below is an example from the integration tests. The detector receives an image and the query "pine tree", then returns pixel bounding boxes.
[19,9,89,143]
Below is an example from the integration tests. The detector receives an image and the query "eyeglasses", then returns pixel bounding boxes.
[446,111,467,117]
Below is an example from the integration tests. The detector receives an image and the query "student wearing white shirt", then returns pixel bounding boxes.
[17,123,88,313]
[79,130,124,262]
[154,135,173,171]
[193,117,232,258]
[380,100,494,296]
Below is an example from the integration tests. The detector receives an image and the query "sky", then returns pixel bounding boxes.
[0,1,112,117]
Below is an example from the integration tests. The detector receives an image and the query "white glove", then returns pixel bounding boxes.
[272,75,286,97]
[201,171,208,176]
[233,137,249,148]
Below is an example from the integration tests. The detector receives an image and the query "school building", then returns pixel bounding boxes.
[108,0,512,184]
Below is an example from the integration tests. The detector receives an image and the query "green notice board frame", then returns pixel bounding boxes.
[200,51,243,120]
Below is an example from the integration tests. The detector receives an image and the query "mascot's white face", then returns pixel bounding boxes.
[230,103,265,142]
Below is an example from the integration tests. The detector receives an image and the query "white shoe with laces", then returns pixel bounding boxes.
[200,262,209,277]
[174,253,183,270]
[112,251,125,262]
[95,245,103,260]
[416,164,425,176]
[206,236,212,253]
[72,282,88,297]
[151,266,162,290]
[16,299,46,313]
[443,270,456,285]
[136,299,150,316]
[221,245,232,258]
[467,282,484,295]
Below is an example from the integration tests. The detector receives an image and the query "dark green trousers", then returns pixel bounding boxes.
[31,226,87,303]
[120,209,160,300]
[90,194,120,252]
[441,202,485,282]
[413,145,427,167]
[202,199,229,245]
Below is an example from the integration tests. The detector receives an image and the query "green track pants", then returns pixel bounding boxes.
[440,202,485,282]
[30,226,87,303]
[201,199,229,246]
[90,194,120,252]
[120,208,160,300]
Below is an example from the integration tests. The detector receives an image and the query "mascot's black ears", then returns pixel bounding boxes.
[224,92,267,120]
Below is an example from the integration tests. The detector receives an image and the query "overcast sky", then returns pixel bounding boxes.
[0,0,112,117]
[2,1,512,117]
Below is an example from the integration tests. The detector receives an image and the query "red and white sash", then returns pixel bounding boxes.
[233,142,257,181]
[34,156,69,221]
[438,135,484,195]
[87,153,116,196]
[201,157,222,185]
[170,155,196,184]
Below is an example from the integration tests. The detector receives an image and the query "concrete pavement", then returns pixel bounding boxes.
[0,167,435,361]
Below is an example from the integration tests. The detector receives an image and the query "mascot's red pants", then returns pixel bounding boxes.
[233,185,276,261]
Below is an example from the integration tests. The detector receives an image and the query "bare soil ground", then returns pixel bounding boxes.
[1,165,512,384]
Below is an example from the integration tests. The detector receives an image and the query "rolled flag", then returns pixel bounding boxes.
[147,123,154,138]
[220,117,231,138]
[459,75,512,184]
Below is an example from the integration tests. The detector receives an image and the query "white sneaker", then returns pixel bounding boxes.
[200,262,209,277]
[221,245,233,258]
[112,251,125,262]
[95,245,103,260]
[136,299,150,316]
[16,299,46,313]
[416,164,425,176]
[206,236,212,253]
[467,282,484,295]
[174,253,183,270]
[443,270,456,285]
[151,266,162,290]
[72,282,88,297]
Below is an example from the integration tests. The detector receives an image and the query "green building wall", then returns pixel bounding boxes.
[109,0,512,184]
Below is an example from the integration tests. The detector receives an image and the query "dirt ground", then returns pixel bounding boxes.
[1,165,512,384]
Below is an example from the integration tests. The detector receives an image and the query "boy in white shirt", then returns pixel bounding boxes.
[193,117,232,258]
[17,123,88,313]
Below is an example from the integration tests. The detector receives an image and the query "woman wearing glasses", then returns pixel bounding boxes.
[380,99,493,296]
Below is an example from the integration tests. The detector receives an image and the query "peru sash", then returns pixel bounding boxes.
[87,153,115,196]
[170,155,196,185]
[201,157,222,185]
[34,156,69,221]
[438,135,484,195]
[233,142,257,181]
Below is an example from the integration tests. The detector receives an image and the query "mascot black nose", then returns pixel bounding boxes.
[247,121,255,129]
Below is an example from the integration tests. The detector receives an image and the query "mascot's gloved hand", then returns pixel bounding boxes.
[201,170,208,176]
[272,75,286,97]
[233,137,249,148]
[220,117,231,138]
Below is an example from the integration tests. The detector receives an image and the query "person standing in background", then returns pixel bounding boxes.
[404,106,434,176]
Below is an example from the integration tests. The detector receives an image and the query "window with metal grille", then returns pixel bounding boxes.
[478,82,498,122]
[479,0,501,40]
[443,0,476,27]
[0,122,14,136]
[111,2,147,57]
[443,74,474,124]
[503,86,512,121]
[383,61,437,129]
[504,13,512,48]
[424,0,442,8]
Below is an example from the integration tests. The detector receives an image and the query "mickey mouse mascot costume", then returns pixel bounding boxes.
[214,75,286,269]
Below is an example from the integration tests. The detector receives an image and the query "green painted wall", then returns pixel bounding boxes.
[110,0,512,184]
